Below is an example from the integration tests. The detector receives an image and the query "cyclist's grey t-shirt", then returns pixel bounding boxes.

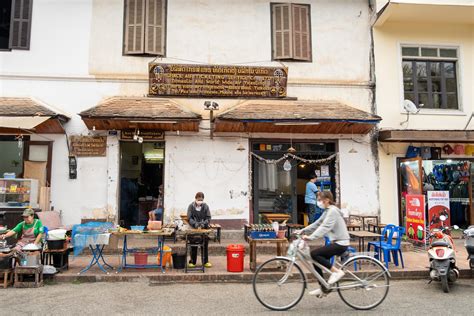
[302,205,350,246]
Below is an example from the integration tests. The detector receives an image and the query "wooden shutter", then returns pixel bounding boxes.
[145,0,166,55]
[292,4,311,61]
[272,3,292,60]
[9,0,33,50]
[124,0,146,54]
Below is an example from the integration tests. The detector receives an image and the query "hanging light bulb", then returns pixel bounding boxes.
[287,146,296,153]
[17,135,23,149]
[348,147,358,154]
[236,144,245,151]
[283,159,292,171]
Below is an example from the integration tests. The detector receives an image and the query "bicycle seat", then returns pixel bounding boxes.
[431,241,449,248]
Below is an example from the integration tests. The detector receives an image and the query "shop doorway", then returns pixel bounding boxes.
[119,141,164,228]
[251,141,336,225]
[398,157,473,228]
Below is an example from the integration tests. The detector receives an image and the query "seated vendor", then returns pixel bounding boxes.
[148,184,164,221]
[187,192,212,268]
[0,208,44,252]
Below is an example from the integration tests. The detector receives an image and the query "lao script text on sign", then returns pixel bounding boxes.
[149,63,288,98]
[121,129,164,141]
[70,136,107,157]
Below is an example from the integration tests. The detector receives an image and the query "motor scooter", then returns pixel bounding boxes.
[424,215,459,293]
[463,225,474,270]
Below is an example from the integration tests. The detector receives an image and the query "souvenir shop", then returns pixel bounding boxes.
[398,144,473,228]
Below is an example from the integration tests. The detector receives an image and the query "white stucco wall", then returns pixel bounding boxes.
[163,135,250,222]
[0,0,379,225]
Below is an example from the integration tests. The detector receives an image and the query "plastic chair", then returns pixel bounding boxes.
[375,226,405,269]
[367,224,396,261]
[324,236,357,270]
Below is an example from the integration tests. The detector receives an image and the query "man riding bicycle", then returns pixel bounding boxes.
[296,191,350,297]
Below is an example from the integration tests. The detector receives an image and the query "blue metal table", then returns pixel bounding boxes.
[114,231,173,273]
[75,233,113,275]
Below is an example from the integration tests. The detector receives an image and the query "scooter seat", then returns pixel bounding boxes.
[431,241,449,248]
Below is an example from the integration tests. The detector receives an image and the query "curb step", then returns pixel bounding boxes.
[48,269,473,284]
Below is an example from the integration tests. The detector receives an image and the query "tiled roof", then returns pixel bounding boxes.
[217,100,381,123]
[0,97,59,117]
[80,97,201,120]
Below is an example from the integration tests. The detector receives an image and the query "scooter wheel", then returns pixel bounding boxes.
[441,274,449,293]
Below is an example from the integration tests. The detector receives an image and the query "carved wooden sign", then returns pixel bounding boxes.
[149,63,288,98]
[70,136,107,157]
[121,129,164,141]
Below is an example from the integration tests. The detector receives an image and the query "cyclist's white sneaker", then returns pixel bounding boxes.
[328,270,345,285]
[308,288,326,298]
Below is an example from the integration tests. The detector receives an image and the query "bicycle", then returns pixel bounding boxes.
[252,234,391,311]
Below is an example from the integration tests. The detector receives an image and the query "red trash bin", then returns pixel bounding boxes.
[226,244,245,272]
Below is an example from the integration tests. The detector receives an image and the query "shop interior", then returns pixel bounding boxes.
[399,157,473,228]
[0,136,25,178]
[119,142,164,228]
[252,141,336,225]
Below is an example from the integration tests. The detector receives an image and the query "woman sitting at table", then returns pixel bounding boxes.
[186,192,212,268]
[0,208,44,252]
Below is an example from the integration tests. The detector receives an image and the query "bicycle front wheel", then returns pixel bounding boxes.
[252,257,306,311]
[337,256,390,310]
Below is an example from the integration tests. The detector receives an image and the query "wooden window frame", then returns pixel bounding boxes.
[9,0,33,50]
[122,0,167,57]
[270,2,312,62]
[402,59,459,110]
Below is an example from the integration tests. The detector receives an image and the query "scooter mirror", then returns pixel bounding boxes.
[453,225,459,230]
[439,215,447,221]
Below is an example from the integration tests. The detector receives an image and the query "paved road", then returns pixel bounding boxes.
[2,279,473,315]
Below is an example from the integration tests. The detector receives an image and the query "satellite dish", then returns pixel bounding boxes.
[403,100,423,114]
[400,100,424,126]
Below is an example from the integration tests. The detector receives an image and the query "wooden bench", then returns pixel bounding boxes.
[180,215,221,243]
[0,269,13,288]
[42,247,70,272]
[14,265,43,288]
[261,213,291,224]
[248,237,287,271]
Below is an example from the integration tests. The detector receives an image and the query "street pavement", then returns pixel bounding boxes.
[2,279,473,315]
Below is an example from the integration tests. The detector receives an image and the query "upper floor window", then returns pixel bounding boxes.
[402,46,459,110]
[123,0,166,56]
[271,3,311,61]
[0,0,33,50]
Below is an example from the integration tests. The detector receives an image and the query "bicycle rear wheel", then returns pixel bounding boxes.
[252,257,306,311]
[337,256,390,310]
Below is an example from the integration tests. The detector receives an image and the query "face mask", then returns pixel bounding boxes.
[196,200,203,206]
[317,201,325,209]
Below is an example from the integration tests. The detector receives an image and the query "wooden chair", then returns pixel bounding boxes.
[347,215,362,231]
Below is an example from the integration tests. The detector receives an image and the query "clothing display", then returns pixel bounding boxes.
[423,161,471,227]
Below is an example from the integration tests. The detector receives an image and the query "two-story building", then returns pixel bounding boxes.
[0,0,381,228]
[374,0,474,228]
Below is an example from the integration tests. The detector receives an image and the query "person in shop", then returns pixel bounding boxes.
[296,191,350,297]
[149,184,164,221]
[0,208,44,252]
[305,174,320,224]
[186,192,212,268]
